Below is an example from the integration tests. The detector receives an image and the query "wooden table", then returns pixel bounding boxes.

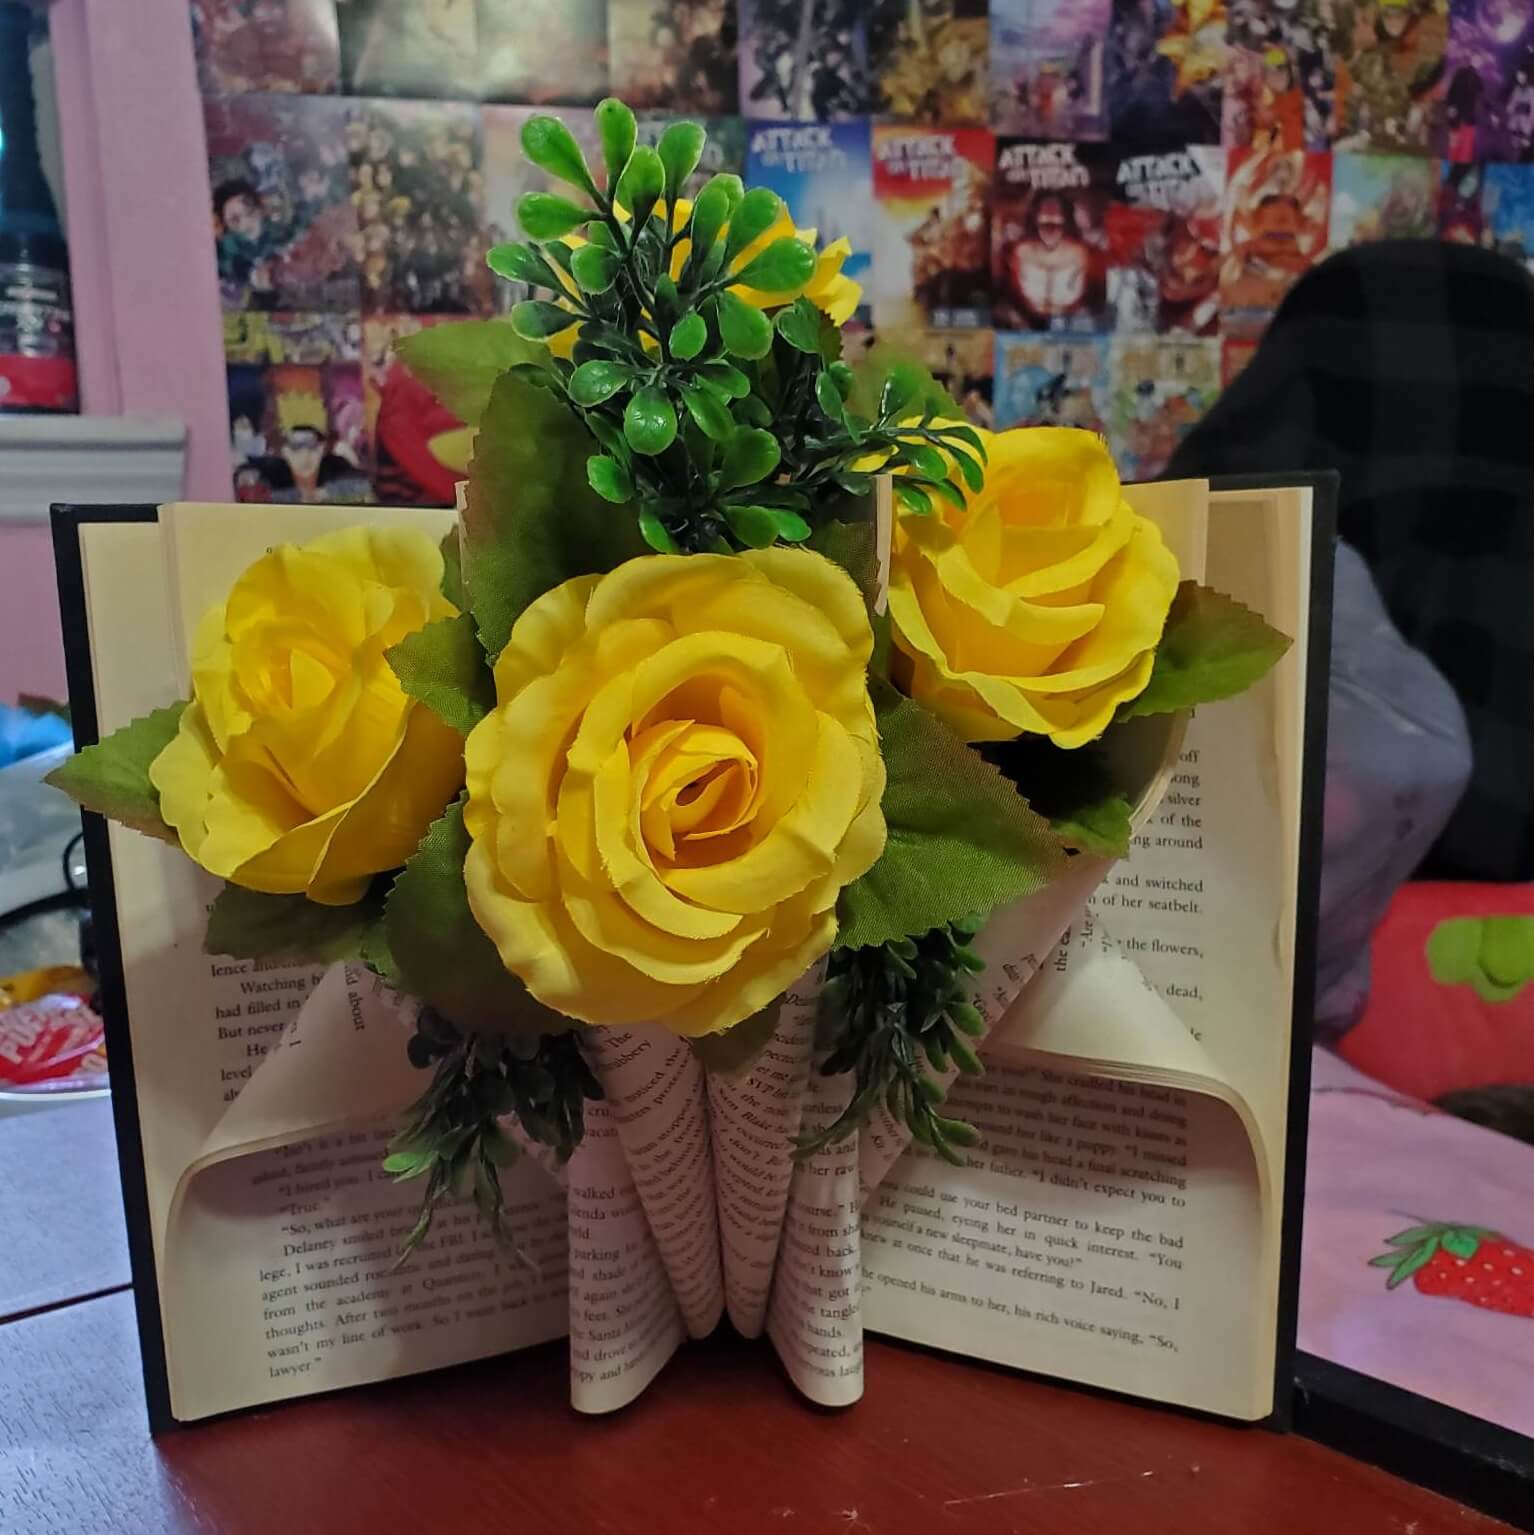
[0,1102,1518,1535]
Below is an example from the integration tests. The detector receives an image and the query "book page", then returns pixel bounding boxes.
[79,515,571,1423]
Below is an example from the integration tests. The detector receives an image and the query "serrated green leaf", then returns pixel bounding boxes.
[985,737,1128,859]
[570,243,621,294]
[624,386,678,455]
[689,1001,781,1078]
[716,290,773,359]
[516,191,590,241]
[486,241,561,291]
[730,235,816,295]
[638,508,679,552]
[594,97,637,184]
[461,372,645,657]
[718,427,781,491]
[669,311,707,360]
[724,187,782,261]
[394,320,542,430]
[386,796,573,1036]
[724,504,778,549]
[834,688,1066,951]
[45,703,186,842]
[678,381,734,441]
[511,299,580,342]
[586,453,634,503]
[204,884,382,966]
[568,359,632,406]
[519,114,600,200]
[615,144,664,228]
[775,297,823,354]
[1118,582,1292,721]
[656,120,706,201]
[385,613,495,735]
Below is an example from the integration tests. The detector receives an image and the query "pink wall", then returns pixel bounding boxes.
[50,0,230,499]
[0,524,68,703]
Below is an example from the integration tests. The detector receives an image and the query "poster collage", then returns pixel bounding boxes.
[194,0,1534,503]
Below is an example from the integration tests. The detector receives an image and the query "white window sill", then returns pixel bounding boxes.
[0,414,187,523]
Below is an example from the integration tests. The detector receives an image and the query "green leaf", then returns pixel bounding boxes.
[849,341,965,425]
[1384,1242,1437,1290]
[678,381,734,441]
[808,518,878,606]
[511,300,579,341]
[624,386,678,455]
[724,187,782,261]
[1118,582,1292,721]
[45,703,185,842]
[718,427,781,491]
[204,885,382,967]
[835,689,1066,951]
[385,613,495,735]
[904,443,949,480]
[986,737,1129,858]
[594,98,637,185]
[568,358,631,406]
[688,1001,781,1078]
[386,796,574,1036]
[519,114,600,200]
[880,364,925,421]
[724,504,778,549]
[638,508,679,552]
[716,291,773,360]
[688,179,733,257]
[586,454,633,504]
[462,371,645,657]
[656,120,706,202]
[1441,1229,1480,1260]
[570,243,621,294]
[669,311,707,360]
[769,508,812,543]
[439,529,466,609]
[486,241,561,291]
[730,235,816,294]
[394,320,542,430]
[698,360,751,399]
[775,297,823,353]
[896,482,933,517]
[652,274,681,329]
[815,369,846,423]
[615,144,664,228]
[516,191,590,241]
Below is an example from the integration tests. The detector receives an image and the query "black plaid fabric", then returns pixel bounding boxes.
[1169,240,1534,883]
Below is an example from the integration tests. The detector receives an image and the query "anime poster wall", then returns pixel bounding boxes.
[990,0,1112,138]
[1441,0,1534,160]
[993,331,1110,430]
[1106,0,1228,145]
[738,0,869,120]
[1104,334,1221,477]
[992,139,1114,329]
[1330,149,1439,241]
[845,325,996,424]
[1218,145,1332,335]
[1224,0,1335,149]
[361,314,470,505]
[870,0,991,123]
[870,125,994,325]
[192,0,341,94]
[610,0,740,112]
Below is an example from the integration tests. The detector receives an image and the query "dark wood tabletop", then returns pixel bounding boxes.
[0,1101,1518,1535]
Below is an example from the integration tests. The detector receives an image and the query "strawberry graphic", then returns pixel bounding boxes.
[1371,1221,1534,1318]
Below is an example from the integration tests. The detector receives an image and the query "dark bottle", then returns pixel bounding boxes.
[0,0,77,413]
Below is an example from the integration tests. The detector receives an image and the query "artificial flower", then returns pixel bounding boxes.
[150,527,464,905]
[462,551,886,1037]
[888,426,1180,748]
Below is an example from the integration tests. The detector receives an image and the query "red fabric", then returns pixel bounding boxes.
[1340,882,1534,1100]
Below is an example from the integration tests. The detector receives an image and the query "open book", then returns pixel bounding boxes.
[53,476,1331,1430]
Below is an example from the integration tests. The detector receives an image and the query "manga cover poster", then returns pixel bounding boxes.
[844,326,996,425]
[738,0,869,121]
[191,0,340,94]
[989,0,1112,139]
[870,126,993,328]
[1329,151,1438,243]
[1439,157,1489,241]
[1223,0,1336,150]
[610,0,738,112]
[1105,335,1220,479]
[222,311,361,366]
[748,122,875,298]
[205,95,359,314]
[1331,0,1449,154]
[992,140,1114,331]
[1105,144,1224,334]
[338,0,609,104]
[1106,0,1228,145]
[1440,0,1534,160]
[362,316,472,506]
[1218,146,1331,337]
[993,331,1109,431]
[346,103,492,316]
[227,341,372,505]
[869,0,991,124]
[1221,334,1259,383]
[637,114,746,196]
[1483,160,1534,268]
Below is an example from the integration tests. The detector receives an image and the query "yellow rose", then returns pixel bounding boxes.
[150,527,466,905]
[888,426,1180,749]
[462,551,886,1036]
